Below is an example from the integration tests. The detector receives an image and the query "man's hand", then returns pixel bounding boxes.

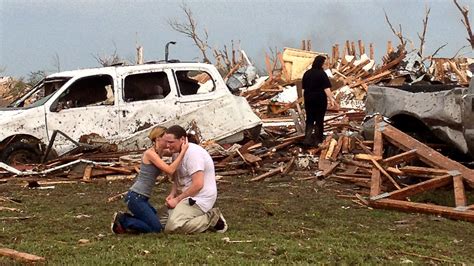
[166,197,179,209]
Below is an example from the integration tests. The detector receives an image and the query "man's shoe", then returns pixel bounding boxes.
[214,213,228,233]
[111,212,126,234]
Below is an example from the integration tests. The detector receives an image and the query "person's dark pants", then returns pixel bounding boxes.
[120,191,162,233]
[304,95,327,145]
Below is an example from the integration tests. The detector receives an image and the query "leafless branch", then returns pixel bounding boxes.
[451,44,471,59]
[422,43,448,62]
[92,43,123,67]
[168,4,211,63]
[417,7,431,57]
[384,10,406,49]
[453,0,474,48]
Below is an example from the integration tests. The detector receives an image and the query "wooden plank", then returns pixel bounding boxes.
[318,135,333,171]
[322,161,340,177]
[369,157,401,190]
[370,115,383,197]
[282,156,296,175]
[0,248,45,263]
[288,109,304,134]
[369,198,474,222]
[249,166,283,182]
[216,169,251,176]
[107,191,128,203]
[355,153,382,161]
[83,165,92,181]
[380,123,474,187]
[325,138,338,160]
[453,175,467,207]
[382,149,418,166]
[93,165,132,174]
[387,174,452,200]
[330,137,344,161]
[398,166,449,176]
[265,53,273,80]
[241,153,262,164]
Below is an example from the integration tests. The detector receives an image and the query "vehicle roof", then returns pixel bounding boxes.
[47,62,213,78]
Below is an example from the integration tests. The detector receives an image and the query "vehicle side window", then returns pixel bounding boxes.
[53,75,114,111]
[123,72,170,102]
[176,70,215,96]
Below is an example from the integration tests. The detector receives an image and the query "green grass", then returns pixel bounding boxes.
[1,177,473,264]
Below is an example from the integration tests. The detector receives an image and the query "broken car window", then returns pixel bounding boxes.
[123,72,170,102]
[176,70,215,96]
[53,75,114,111]
[10,77,70,108]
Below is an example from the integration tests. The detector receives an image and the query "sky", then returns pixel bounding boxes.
[1,0,473,78]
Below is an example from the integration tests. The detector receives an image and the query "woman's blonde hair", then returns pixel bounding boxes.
[148,126,167,142]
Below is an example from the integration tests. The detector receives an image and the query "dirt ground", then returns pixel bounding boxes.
[1,173,473,264]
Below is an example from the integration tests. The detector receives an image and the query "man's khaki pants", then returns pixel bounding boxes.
[160,199,221,234]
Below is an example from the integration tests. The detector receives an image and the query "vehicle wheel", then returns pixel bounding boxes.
[1,142,42,166]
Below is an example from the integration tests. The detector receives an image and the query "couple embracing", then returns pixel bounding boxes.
[111,125,227,234]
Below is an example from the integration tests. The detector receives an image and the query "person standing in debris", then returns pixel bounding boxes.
[302,55,338,146]
[161,125,228,234]
[111,126,189,234]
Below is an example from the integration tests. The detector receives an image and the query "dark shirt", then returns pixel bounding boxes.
[302,68,331,100]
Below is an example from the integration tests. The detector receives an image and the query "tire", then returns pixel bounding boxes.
[1,142,42,166]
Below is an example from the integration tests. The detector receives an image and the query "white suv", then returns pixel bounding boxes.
[0,62,261,166]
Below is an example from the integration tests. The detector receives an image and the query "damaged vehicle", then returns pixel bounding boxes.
[0,62,261,166]
[363,76,474,161]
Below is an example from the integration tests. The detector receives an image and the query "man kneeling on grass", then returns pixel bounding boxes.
[161,125,228,234]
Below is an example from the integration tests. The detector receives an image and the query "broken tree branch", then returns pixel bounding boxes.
[168,4,211,63]
[453,0,474,49]
[384,10,406,48]
[417,6,430,57]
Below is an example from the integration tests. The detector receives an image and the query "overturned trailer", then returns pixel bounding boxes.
[0,62,261,166]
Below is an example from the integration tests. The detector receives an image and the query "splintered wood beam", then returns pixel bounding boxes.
[355,154,382,161]
[369,157,401,190]
[369,198,474,222]
[398,166,449,176]
[382,149,418,166]
[249,166,283,182]
[453,175,467,207]
[380,122,474,187]
[331,137,344,161]
[370,115,383,197]
[0,248,45,263]
[387,174,452,200]
[318,135,333,171]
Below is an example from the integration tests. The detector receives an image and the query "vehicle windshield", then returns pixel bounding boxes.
[9,77,71,108]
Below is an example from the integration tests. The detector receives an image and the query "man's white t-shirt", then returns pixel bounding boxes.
[175,143,217,212]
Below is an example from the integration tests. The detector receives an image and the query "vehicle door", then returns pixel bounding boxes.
[117,69,179,138]
[174,67,221,115]
[462,79,474,154]
[44,73,120,154]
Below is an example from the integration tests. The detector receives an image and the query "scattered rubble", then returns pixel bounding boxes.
[0,43,473,223]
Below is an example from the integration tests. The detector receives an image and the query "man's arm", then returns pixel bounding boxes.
[166,174,178,201]
[166,171,204,208]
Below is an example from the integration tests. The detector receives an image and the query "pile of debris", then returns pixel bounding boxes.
[1,44,473,223]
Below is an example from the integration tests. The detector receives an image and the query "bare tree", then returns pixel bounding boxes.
[384,10,407,50]
[453,0,474,49]
[417,7,431,57]
[92,43,124,67]
[168,4,211,63]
